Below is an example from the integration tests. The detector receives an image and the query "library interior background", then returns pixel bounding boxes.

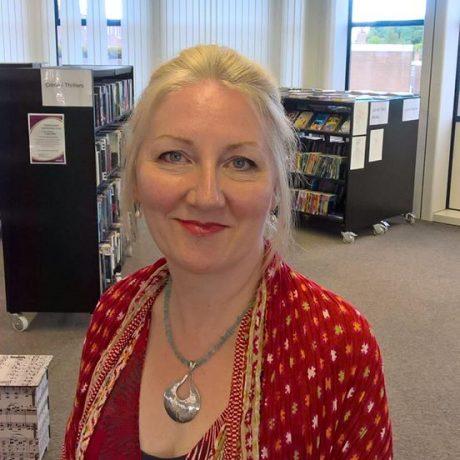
[0,0,459,459]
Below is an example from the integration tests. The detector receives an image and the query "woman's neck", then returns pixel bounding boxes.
[164,247,264,346]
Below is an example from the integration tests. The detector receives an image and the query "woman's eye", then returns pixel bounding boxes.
[159,151,187,163]
[230,157,256,170]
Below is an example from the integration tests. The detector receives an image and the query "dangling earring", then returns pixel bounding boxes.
[134,202,141,218]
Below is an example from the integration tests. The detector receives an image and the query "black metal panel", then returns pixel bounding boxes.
[345,98,418,230]
[0,68,100,313]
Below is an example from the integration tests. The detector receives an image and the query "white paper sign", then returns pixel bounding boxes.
[402,98,420,121]
[369,129,384,162]
[0,355,53,387]
[352,101,369,135]
[350,136,366,170]
[28,113,66,164]
[369,101,389,125]
[41,68,92,107]
[330,136,345,143]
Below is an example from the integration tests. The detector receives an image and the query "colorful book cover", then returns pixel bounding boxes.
[294,111,314,130]
[309,113,329,131]
[287,111,300,123]
[338,117,350,134]
[322,114,343,132]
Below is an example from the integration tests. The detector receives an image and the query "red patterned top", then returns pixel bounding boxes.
[63,256,393,459]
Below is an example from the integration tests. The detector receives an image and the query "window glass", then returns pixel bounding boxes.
[105,0,122,20]
[349,25,424,93]
[57,0,122,64]
[352,0,426,23]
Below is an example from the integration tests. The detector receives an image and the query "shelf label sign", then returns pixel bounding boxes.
[402,98,420,122]
[352,102,369,136]
[28,113,66,165]
[350,135,366,170]
[40,68,92,107]
[369,129,384,162]
[369,101,389,125]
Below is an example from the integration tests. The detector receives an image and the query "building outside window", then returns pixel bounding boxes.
[347,0,427,93]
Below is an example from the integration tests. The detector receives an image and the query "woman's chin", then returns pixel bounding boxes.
[165,247,235,275]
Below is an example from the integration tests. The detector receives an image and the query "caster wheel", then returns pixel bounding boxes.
[404,213,416,224]
[373,222,389,235]
[11,314,29,332]
[341,231,357,244]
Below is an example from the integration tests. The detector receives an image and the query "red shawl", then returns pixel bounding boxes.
[63,256,392,459]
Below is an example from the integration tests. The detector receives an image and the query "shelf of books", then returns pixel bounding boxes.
[0,65,133,323]
[282,88,420,242]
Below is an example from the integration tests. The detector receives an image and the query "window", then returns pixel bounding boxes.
[346,0,427,93]
[56,0,122,65]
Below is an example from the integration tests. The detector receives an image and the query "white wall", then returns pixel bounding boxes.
[417,0,460,222]
[301,0,348,90]
[449,122,460,209]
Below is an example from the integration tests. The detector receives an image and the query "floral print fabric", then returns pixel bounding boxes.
[63,256,392,459]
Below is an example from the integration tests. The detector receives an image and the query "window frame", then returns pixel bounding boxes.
[345,0,425,90]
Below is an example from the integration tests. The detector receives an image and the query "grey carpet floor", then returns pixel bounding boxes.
[1,217,459,459]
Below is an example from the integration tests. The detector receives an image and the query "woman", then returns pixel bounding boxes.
[63,45,393,459]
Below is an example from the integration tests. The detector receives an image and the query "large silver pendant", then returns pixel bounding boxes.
[163,369,201,423]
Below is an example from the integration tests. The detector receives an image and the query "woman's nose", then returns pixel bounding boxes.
[186,165,225,209]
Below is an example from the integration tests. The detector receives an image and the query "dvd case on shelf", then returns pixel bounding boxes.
[293,111,314,129]
[309,113,330,131]
[94,79,133,128]
[291,189,337,216]
[294,151,345,180]
[95,127,124,186]
[322,114,343,132]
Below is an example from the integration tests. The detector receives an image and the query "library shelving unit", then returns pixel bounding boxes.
[0,64,133,330]
[281,88,419,243]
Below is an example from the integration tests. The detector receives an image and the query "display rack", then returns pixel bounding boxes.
[282,88,419,243]
[0,65,134,330]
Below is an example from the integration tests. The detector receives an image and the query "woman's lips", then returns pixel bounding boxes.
[176,219,227,236]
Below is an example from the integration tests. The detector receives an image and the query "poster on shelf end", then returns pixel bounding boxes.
[28,113,66,165]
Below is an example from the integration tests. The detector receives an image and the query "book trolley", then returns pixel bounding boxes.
[0,65,134,330]
[281,89,419,243]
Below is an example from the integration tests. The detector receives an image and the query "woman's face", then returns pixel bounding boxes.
[135,80,276,274]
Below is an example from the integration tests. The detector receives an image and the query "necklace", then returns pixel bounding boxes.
[162,279,255,423]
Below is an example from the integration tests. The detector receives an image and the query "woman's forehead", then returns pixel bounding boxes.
[147,81,265,142]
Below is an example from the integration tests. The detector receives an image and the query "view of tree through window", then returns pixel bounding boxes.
[348,0,427,93]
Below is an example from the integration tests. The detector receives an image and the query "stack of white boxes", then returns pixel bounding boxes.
[0,355,52,460]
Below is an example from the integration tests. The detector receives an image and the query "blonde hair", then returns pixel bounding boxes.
[123,44,297,265]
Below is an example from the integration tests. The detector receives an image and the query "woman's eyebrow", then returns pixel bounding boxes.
[226,141,259,151]
[153,134,193,145]
[152,135,259,151]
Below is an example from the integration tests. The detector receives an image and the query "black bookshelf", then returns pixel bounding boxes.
[282,90,419,243]
[0,65,133,329]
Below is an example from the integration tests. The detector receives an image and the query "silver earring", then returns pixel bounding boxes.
[269,211,277,225]
[134,202,141,218]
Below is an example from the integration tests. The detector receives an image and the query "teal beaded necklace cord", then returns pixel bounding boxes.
[162,279,256,423]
